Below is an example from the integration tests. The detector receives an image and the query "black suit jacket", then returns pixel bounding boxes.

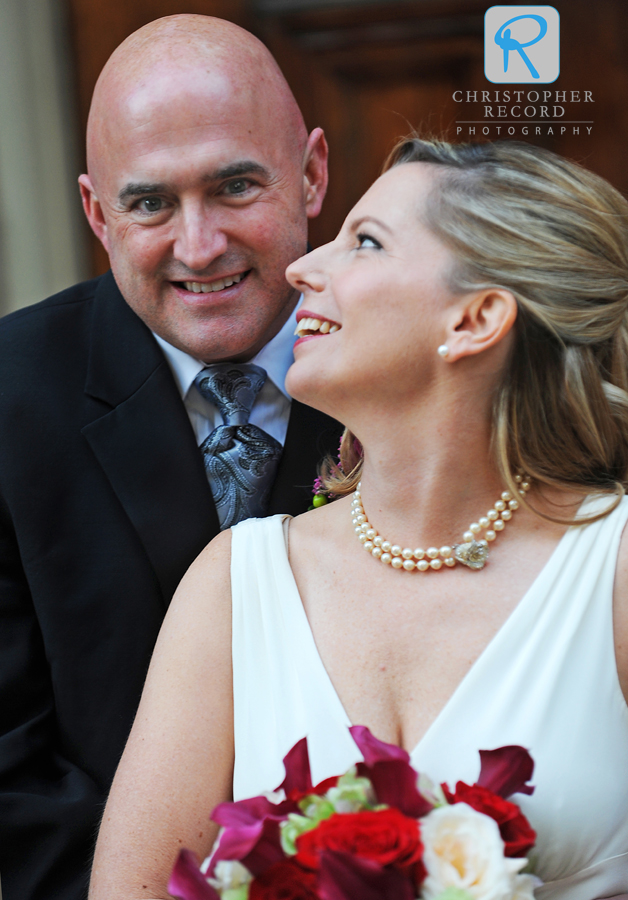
[0,271,343,900]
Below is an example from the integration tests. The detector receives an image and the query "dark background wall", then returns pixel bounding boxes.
[66,0,628,277]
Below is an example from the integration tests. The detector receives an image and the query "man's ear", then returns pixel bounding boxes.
[445,289,518,361]
[302,127,328,219]
[78,174,110,253]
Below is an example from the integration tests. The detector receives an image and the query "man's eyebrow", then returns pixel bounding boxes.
[205,161,271,182]
[118,182,167,202]
[117,162,271,203]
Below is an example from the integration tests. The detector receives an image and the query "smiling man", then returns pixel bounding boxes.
[0,15,342,900]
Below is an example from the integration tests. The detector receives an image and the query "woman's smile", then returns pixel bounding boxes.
[293,308,341,347]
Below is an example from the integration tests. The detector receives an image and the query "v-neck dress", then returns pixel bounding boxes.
[230,499,628,900]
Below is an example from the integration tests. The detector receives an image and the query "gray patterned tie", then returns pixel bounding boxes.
[195,363,283,529]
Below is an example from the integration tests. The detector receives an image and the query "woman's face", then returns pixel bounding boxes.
[285,162,458,418]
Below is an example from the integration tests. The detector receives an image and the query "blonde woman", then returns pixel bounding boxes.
[89,140,628,900]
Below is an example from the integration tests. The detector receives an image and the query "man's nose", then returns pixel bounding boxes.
[172,205,228,271]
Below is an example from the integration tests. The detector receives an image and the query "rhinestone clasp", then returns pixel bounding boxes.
[453,540,489,570]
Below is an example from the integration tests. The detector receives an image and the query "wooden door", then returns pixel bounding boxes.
[67,0,628,272]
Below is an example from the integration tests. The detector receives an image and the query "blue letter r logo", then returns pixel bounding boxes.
[485,6,559,84]
[495,14,547,79]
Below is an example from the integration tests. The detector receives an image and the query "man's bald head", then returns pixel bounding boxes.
[87,15,307,191]
[78,14,327,363]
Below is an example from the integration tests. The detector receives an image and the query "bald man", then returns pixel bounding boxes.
[0,16,342,900]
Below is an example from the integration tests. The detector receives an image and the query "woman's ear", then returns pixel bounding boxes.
[444,289,518,361]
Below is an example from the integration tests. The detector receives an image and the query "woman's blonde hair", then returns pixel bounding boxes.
[321,137,628,521]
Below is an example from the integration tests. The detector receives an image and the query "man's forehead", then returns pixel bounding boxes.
[125,64,235,112]
[101,93,292,190]
[104,70,285,162]
[114,72,261,144]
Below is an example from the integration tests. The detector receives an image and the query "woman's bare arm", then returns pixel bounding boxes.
[89,530,234,900]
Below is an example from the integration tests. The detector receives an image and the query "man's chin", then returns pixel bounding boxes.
[154,319,269,364]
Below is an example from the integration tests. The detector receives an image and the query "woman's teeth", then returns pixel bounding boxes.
[294,317,340,338]
[183,273,244,293]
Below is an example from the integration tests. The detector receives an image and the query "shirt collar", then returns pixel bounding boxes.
[152,296,301,401]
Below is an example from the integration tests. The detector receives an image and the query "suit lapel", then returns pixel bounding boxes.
[82,273,217,606]
[268,400,344,516]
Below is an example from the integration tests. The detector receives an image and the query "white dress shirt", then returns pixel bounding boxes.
[153,299,300,448]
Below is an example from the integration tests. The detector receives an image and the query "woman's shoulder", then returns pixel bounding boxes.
[162,529,234,634]
[187,526,233,580]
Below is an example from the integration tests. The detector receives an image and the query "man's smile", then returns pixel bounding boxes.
[174,270,250,294]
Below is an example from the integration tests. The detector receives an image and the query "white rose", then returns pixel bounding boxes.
[421,803,536,900]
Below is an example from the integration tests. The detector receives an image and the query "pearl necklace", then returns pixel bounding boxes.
[351,475,531,571]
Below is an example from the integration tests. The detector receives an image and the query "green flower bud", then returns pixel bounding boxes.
[222,887,250,900]
[280,813,323,856]
[326,771,377,812]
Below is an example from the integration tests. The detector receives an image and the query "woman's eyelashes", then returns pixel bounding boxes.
[356,232,382,250]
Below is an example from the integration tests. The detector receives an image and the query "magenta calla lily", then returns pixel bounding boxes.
[212,795,297,828]
[275,736,314,798]
[358,759,434,818]
[318,850,416,900]
[169,849,221,900]
[350,726,433,818]
[206,740,316,879]
[477,746,535,798]
[207,817,284,878]
[349,726,411,765]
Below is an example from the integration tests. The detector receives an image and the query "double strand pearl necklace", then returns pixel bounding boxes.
[351,475,531,571]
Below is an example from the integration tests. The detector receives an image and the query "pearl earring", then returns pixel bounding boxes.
[437,345,450,359]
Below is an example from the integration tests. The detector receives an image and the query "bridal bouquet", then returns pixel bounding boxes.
[168,726,539,900]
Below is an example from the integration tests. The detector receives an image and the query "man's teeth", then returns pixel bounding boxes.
[183,273,244,293]
[294,317,340,337]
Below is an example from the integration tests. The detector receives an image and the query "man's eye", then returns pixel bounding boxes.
[137,197,164,213]
[357,233,382,249]
[224,179,251,195]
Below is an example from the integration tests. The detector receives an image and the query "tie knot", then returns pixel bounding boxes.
[195,363,267,426]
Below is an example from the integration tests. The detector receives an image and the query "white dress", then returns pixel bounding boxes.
[230,497,628,900]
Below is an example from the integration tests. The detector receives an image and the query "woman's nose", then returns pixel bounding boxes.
[285,243,332,293]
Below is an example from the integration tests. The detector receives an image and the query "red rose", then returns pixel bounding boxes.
[295,808,425,887]
[442,781,536,857]
[249,858,318,900]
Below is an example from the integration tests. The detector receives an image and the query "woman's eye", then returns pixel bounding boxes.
[357,233,382,250]
[138,197,164,214]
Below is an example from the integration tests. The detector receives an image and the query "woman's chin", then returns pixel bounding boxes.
[285,364,339,419]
